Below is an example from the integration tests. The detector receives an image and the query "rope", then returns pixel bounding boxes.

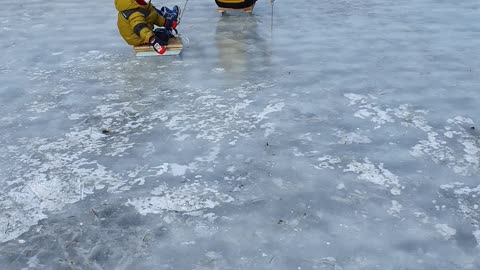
[270,0,275,31]
[178,0,189,25]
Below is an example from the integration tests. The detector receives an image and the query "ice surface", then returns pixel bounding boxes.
[1,0,480,269]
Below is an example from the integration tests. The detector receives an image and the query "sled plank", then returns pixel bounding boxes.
[217,3,255,14]
[133,38,183,57]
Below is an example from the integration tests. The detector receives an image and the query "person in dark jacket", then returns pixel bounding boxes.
[215,0,257,9]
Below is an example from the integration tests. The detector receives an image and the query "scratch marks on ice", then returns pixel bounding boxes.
[0,55,281,243]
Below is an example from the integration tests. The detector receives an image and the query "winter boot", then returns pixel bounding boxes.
[153,28,174,44]
[158,5,181,22]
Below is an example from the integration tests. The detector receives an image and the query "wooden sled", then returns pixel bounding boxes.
[133,37,183,57]
[217,3,255,14]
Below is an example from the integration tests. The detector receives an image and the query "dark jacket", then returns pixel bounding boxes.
[215,0,257,9]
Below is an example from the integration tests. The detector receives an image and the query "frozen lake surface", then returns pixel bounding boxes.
[1,0,480,269]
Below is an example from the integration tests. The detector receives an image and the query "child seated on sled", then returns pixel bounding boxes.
[215,0,257,9]
[115,0,180,55]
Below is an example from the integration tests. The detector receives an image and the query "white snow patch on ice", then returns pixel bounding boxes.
[345,94,438,134]
[387,200,403,217]
[261,122,276,138]
[440,183,480,225]
[255,102,285,123]
[272,178,285,188]
[331,104,473,175]
[473,230,480,247]
[413,212,430,224]
[353,109,375,119]
[335,129,372,145]
[435,224,456,240]
[126,182,234,215]
[170,163,190,176]
[195,146,220,164]
[447,116,475,126]
[344,93,368,105]
[368,105,395,127]
[314,155,342,170]
[411,117,479,176]
[345,94,403,128]
[444,130,459,138]
[27,101,58,113]
[161,83,274,142]
[344,158,403,195]
[212,68,225,73]
[151,163,169,176]
[410,131,453,160]
[68,113,87,120]
[299,133,313,142]
[441,183,480,196]
[0,92,210,243]
[393,105,432,132]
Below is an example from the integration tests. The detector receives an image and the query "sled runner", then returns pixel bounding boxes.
[217,3,255,14]
[133,37,183,56]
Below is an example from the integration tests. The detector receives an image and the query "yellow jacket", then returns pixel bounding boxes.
[114,0,166,45]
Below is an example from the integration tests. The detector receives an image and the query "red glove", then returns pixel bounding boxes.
[164,18,177,30]
[149,36,167,55]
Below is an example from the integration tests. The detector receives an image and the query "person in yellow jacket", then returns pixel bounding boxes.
[115,0,180,54]
[215,0,257,9]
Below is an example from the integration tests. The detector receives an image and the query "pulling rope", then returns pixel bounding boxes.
[270,0,275,32]
[178,0,189,26]
[175,0,189,42]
